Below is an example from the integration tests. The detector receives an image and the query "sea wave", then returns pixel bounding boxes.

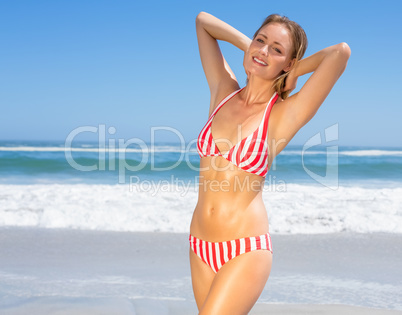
[1,145,402,157]
[1,183,401,234]
[0,146,196,153]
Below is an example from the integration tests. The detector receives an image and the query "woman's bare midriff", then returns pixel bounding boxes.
[189,156,270,242]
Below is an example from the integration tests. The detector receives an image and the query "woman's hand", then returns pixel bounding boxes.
[282,67,298,93]
[279,42,350,131]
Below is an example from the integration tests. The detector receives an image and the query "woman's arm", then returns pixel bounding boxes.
[283,43,351,128]
[196,12,250,100]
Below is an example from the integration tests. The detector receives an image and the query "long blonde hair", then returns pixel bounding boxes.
[252,14,308,99]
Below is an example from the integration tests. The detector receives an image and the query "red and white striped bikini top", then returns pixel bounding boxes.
[197,88,279,177]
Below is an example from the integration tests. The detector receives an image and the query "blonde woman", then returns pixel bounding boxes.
[189,11,350,314]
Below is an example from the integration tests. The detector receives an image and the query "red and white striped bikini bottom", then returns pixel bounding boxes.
[189,233,273,273]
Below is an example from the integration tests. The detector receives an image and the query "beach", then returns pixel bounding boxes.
[1,142,402,313]
[2,0,402,312]
[1,227,401,314]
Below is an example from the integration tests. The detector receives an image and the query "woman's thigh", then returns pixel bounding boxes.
[199,250,272,315]
[189,248,216,310]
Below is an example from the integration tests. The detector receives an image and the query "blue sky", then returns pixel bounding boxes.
[1,0,401,147]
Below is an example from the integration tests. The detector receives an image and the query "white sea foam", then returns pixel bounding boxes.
[1,146,402,156]
[0,145,190,153]
[340,150,402,156]
[0,183,196,233]
[283,150,402,156]
[0,183,401,234]
[266,184,402,234]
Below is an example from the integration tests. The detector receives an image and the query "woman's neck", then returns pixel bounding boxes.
[240,75,276,106]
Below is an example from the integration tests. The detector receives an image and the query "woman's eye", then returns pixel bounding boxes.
[274,48,282,54]
[256,38,264,43]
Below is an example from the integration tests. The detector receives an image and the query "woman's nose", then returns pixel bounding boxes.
[259,45,269,56]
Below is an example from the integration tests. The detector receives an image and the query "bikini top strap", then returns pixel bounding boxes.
[208,88,244,119]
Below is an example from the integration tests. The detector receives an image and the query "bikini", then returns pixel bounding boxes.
[190,88,278,273]
[189,233,272,273]
[197,87,279,177]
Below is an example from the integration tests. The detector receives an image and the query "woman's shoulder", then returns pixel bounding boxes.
[208,82,241,116]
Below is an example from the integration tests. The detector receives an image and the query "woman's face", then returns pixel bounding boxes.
[244,23,294,81]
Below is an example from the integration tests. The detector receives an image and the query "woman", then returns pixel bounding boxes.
[189,11,350,314]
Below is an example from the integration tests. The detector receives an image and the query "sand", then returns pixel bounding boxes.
[0,227,401,314]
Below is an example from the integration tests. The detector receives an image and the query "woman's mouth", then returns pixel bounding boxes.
[253,57,268,66]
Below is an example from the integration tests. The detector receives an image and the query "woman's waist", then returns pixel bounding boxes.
[196,175,264,209]
[190,198,269,241]
[195,180,266,218]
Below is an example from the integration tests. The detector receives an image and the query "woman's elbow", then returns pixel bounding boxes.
[337,42,351,59]
[196,11,208,25]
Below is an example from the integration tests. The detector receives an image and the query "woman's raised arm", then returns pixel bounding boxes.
[282,43,351,131]
[196,12,250,102]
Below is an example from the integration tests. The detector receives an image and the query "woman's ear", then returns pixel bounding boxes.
[283,58,296,72]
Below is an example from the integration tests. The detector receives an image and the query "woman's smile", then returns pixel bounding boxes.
[252,57,268,66]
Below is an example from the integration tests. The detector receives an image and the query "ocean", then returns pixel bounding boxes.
[1,139,401,234]
[1,139,402,312]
